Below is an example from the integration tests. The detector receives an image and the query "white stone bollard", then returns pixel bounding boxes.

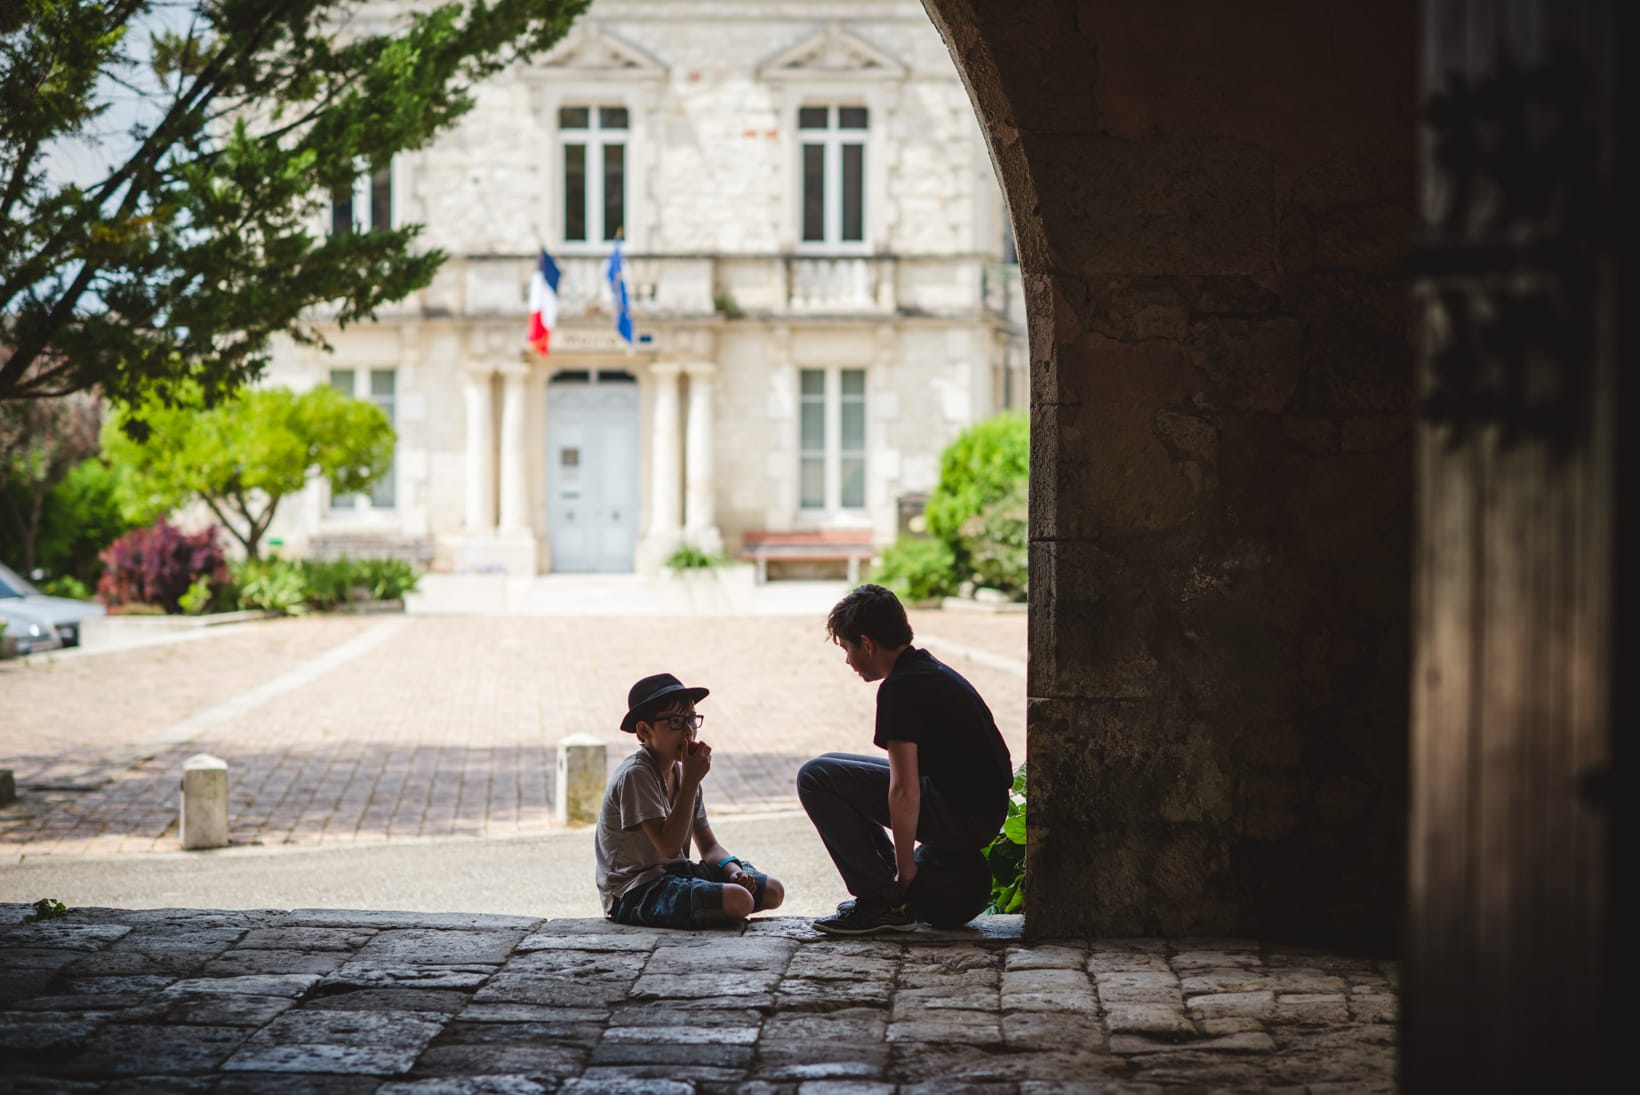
[180,753,229,850]
[555,734,608,827]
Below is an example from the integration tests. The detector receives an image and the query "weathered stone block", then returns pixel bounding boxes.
[235,927,378,952]
[1023,134,1279,278]
[65,1022,250,1077]
[408,1044,584,1079]
[202,950,347,977]
[309,988,473,1015]
[1271,992,1351,1026]
[505,949,646,980]
[588,1041,752,1068]
[162,974,321,998]
[472,974,630,1008]
[108,991,297,1027]
[0,923,131,951]
[1111,1030,1276,1055]
[352,928,528,967]
[1002,943,1086,971]
[377,1077,547,1095]
[886,1010,1002,1045]
[1188,990,1277,1021]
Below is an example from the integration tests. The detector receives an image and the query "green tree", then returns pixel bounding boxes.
[103,384,391,558]
[0,385,102,571]
[32,456,138,585]
[0,0,588,413]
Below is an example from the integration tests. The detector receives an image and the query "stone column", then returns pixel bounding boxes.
[462,370,496,533]
[646,363,684,557]
[683,363,723,555]
[497,366,530,534]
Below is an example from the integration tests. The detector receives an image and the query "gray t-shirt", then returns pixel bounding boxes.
[595,747,707,916]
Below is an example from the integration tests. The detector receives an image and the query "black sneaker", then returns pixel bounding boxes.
[813,901,917,936]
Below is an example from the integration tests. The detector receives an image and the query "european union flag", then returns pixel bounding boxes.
[605,237,633,349]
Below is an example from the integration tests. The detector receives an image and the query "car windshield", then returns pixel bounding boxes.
[0,561,40,598]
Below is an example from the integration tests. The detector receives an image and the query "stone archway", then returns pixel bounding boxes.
[922,0,1419,948]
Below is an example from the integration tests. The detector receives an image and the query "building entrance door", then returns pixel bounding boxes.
[546,372,639,572]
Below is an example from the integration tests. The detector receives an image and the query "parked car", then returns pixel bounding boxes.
[0,600,65,659]
[0,561,105,647]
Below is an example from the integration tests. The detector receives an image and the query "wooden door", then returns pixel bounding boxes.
[1406,1,1620,1088]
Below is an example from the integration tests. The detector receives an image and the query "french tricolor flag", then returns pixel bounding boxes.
[527,248,561,356]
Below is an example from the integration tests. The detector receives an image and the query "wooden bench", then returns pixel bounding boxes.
[740,529,876,584]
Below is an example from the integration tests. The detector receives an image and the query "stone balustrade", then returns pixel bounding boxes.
[315,252,1020,323]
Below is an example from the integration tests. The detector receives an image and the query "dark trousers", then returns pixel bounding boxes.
[797,752,1005,907]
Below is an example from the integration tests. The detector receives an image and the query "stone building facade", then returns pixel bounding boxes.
[263,0,1023,575]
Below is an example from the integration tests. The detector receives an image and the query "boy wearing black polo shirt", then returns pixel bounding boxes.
[798,584,1013,935]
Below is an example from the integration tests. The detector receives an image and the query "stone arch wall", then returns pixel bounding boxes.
[923,0,1418,946]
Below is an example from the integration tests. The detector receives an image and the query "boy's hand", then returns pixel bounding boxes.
[726,866,757,897]
[682,739,712,780]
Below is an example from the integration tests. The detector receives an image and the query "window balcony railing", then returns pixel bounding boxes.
[786,256,892,312]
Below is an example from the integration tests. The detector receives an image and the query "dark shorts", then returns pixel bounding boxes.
[611,860,773,929]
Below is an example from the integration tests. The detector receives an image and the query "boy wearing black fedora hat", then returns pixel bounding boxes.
[594,672,785,928]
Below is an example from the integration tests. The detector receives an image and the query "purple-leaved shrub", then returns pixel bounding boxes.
[97,519,227,613]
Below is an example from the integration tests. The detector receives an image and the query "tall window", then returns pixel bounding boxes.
[561,106,627,243]
[799,106,867,246]
[330,164,391,235]
[799,368,867,510]
[329,369,396,510]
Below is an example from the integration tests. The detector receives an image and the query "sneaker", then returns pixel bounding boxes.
[813,901,917,936]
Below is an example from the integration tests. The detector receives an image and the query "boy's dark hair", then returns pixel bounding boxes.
[826,583,914,648]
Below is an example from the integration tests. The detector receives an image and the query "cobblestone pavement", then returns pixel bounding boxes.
[0,903,1398,1092]
[0,610,1026,859]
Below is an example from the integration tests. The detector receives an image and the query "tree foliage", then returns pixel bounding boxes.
[0,373,102,570]
[0,0,589,412]
[103,383,393,558]
[30,456,139,585]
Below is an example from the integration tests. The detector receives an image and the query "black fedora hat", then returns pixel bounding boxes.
[621,672,710,734]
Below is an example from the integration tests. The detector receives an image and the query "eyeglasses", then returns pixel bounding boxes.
[656,713,704,732]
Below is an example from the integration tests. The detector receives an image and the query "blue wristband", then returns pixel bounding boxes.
[717,856,741,871]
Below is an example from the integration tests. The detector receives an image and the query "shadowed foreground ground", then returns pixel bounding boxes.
[0,903,1396,1092]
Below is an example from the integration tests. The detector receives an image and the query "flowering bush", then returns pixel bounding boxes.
[96,519,227,613]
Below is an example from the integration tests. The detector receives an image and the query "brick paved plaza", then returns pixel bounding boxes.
[0,607,1026,860]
